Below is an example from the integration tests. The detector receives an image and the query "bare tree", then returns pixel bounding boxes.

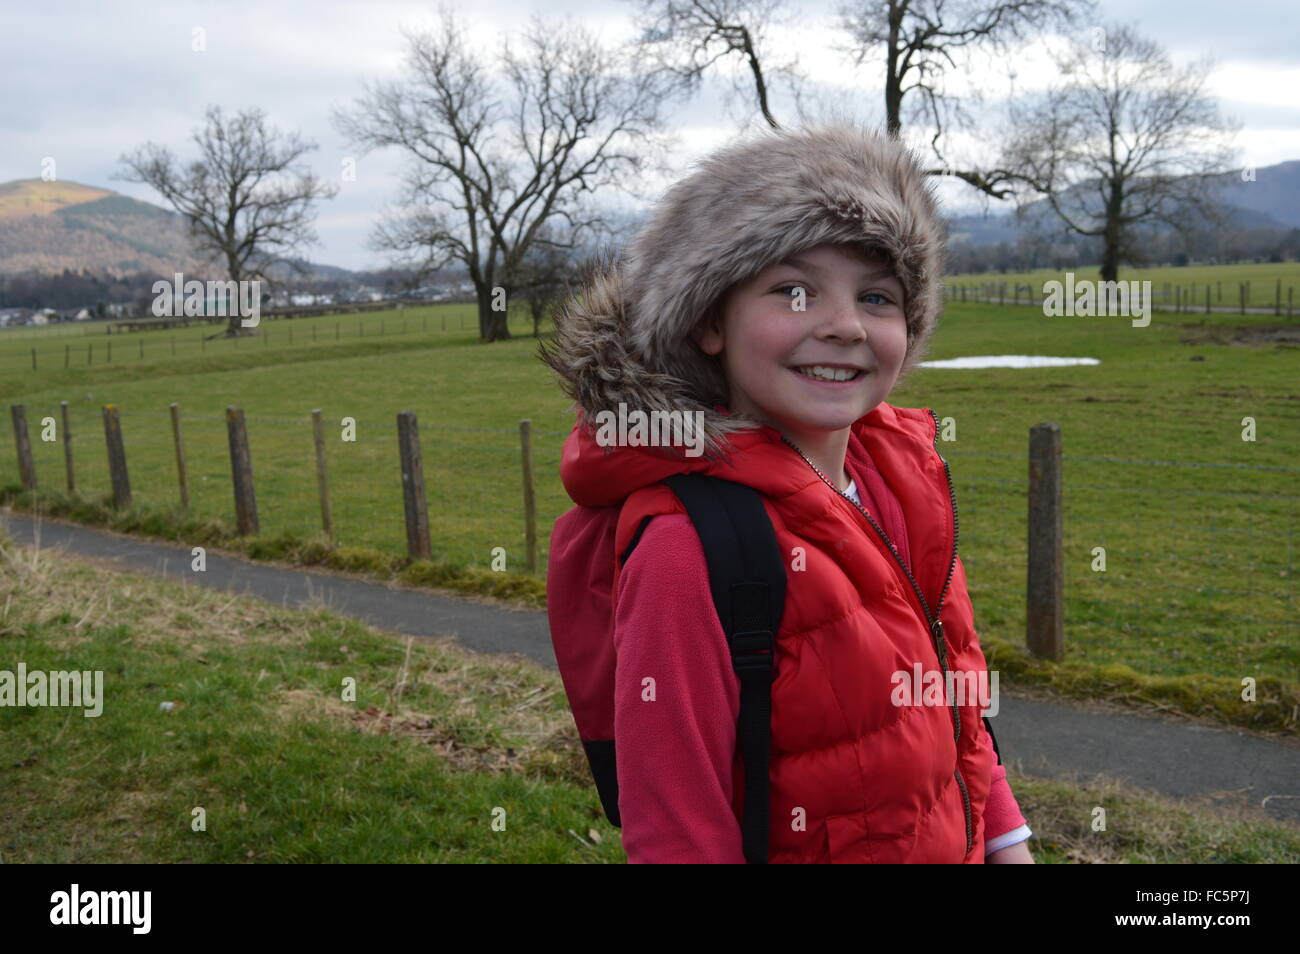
[1001,23,1239,280]
[117,105,338,336]
[334,6,671,343]
[626,0,810,130]
[836,0,1095,198]
[627,1,1092,200]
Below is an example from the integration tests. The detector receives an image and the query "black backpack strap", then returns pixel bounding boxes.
[984,716,1003,766]
[662,473,785,865]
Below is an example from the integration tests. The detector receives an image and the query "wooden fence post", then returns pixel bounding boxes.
[226,406,258,534]
[519,419,537,573]
[1276,279,1282,316]
[397,411,431,560]
[60,400,74,493]
[102,404,131,508]
[1027,422,1063,660]
[1239,283,1246,314]
[312,409,334,541]
[170,402,190,509]
[10,405,37,490]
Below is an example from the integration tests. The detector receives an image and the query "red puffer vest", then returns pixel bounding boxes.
[559,399,994,863]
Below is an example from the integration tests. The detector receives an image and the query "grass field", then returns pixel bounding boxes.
[0,288,1297,711]
[0,304,573,573]
[2,532,1295,863]
[943,261,1300,310]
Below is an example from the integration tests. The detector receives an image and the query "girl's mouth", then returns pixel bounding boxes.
[791,365,865,387]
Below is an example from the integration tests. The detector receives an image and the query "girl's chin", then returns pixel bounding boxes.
[771,402,871,433]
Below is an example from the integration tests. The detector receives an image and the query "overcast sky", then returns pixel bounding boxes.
[6,0,1298,271]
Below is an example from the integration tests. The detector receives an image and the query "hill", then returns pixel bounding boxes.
[0,179,114,219]
[0,179,348,280]
[0,178,220,276]
[945,159,1300,247]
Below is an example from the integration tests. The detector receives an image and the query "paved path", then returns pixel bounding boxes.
[4,507,1297,828]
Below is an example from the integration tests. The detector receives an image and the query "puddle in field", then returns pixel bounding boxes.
[920,355,1100,369]
[1178,323,1300,346]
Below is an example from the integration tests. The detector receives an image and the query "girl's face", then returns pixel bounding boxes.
[692,242,909,445]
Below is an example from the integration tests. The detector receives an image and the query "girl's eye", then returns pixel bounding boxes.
[774,285,893,305]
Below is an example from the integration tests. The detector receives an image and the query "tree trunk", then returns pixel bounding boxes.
[1100,181,1123,282]
[223,258,256,337]
[480,296,511,342]
[884,12,903,140]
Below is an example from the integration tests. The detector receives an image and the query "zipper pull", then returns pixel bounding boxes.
[930,618,948,670]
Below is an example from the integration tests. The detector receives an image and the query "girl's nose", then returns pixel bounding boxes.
[815,294,868,343]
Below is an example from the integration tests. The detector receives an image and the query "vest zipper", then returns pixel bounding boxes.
[778,408,972,854]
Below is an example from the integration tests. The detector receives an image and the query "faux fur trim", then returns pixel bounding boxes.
[538,121,946,464]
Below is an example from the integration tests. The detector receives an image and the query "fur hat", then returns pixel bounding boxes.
[540,121,947,462]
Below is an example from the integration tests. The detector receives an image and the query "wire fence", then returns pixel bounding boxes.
[4,401,1296,681]
[941,278,1299,317]
[949,436,1296,683]
[0,306,548,375]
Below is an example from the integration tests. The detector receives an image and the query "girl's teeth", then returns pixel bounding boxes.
[797,366,858,381]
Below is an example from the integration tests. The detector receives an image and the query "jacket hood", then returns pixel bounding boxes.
[540,252,939,508]
[538,121,947,507]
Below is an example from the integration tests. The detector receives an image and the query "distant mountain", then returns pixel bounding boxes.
[0,179,114,218]
[0,179,218,276]
[0,178,348,279]
[943,159,1300,247]
[1207,160,1300,228]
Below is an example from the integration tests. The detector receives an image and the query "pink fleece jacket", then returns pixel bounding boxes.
[612,449,1029,863]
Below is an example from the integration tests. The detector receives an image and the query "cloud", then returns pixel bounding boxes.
[3,0,1295,270]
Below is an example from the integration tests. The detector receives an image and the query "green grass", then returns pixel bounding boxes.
[0,295,1297,729]
[943,260,1300,310]
[2,532,1295,863]
[0,304,571,571]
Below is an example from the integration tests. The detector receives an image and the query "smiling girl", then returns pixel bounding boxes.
[542,122,1032,864]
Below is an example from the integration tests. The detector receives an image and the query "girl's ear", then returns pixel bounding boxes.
[691,302,724,356]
